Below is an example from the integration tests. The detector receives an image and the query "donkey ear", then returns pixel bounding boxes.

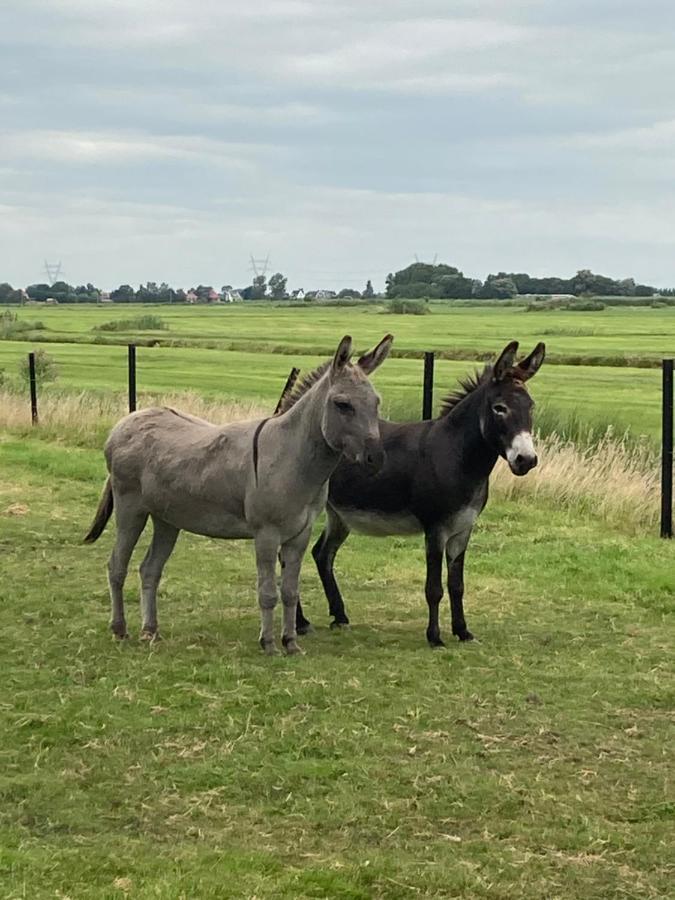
[493,341,519,382]
[516,342,546,381]
[331,335,353,376]
[357,333,393,375]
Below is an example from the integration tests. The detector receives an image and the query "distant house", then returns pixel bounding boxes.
[185,290,198,303]
[207,288,221,303]
[291,289,305,300]
[221,288,242,303]
[44,297,59,305]
[315,289,337,300]
[100,291,112,303]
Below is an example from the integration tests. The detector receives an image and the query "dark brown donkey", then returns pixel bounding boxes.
[295,341,545,645]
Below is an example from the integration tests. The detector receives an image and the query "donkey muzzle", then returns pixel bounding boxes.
[506,432,538,476]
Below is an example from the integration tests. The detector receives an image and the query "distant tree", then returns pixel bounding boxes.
[26,283,53,302]
[194,285,214,302]
[363,279,375,298]
[634,283,656,297]
[338,288,361,299]
[0,283,21,304]
[111,284,136,303]
[386,262,472,299]
[476,275,518,300]
[268,272,288,300]
[250,275,267,300]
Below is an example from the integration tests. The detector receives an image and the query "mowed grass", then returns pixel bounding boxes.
[7,302,675,362]
[0,339,664,441]
[1,432,673,898]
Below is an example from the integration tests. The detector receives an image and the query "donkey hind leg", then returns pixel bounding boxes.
[446,544,474,642]
[255,529,281,655]
[138,516,179,641]
[311,504,351,629]
[107,499,148,639]
[280,526,312,655]
[425,529,446,647]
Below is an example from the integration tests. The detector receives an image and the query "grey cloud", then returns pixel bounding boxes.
[0,0,674,289]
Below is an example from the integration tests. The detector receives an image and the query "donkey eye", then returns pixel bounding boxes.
[492,403,508,416]
[334,399,354,414]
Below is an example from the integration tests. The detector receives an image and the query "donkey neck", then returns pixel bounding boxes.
[277,372,341,480]
[437,386,498,480]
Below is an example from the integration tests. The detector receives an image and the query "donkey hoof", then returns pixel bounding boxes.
[111,623,129,640]
[260,638,280,656]
[282,637,305,655]
[428,638,446,648]
[455,629,475,642]
[329,619,350,630]
[140,629,161,643]
[296,622,314,636]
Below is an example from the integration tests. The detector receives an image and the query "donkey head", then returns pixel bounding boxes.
[322,334,393,472]
[482,341,546,475]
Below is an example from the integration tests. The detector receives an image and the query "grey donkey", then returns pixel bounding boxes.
[84,334,393,654]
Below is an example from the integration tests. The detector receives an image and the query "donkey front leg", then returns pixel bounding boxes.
[255,530,281,655]
[446,547,474,642]
[280,527,312,655]
[311,504,351,629]
[424,529,445,647]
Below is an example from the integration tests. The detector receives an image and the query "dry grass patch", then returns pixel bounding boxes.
[492,430,660,531]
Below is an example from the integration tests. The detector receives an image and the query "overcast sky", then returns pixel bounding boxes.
[1,0,674,291]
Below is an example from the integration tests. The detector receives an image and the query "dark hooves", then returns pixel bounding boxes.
[455,630,475,642]
[329,619,350,630]
[296,622,314,636]
[427,638,446,648]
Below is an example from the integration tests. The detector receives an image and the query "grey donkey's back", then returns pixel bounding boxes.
[84,334,393,653]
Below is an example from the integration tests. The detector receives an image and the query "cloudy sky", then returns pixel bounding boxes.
[1,0,674,291]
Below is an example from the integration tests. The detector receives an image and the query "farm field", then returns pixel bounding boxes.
[0,337,665,441]
[0,427,673,899]
[5,301,675,363]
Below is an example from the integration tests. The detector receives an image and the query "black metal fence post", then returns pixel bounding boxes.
[422,351,435,420]
[275,366,300,414]
[28,352,38,425]
[661,358,673,538]
[128,344,137,413]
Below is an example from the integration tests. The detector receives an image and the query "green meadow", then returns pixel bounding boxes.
[5,301,675,363]
[0,432,673,899]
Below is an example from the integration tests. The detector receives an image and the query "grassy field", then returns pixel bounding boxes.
[1,424,673,898]
[0,338,665,442]
[4,301,675,363]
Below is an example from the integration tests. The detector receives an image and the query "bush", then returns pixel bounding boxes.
[525,299,605,312]
[18,349,58,385]
[387,299,430,315]
[0,310,45,338]
[93,315,168,332]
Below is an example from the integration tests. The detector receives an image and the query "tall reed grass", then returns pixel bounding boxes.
[0,388,662,532]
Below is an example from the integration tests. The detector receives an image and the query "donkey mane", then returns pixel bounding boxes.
[439,365,493,416]
[277,360,331,414]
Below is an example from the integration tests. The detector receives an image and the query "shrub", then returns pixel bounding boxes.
[387,299,430,315]
[0,311,45,338]
[94,315,168,332]
[18,349,58,385]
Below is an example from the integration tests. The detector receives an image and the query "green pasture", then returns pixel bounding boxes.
[5,301,675,362]
[0,339,664,442]
[1,431,673,898]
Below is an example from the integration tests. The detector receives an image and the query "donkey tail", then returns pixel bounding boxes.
[84,477,114,544]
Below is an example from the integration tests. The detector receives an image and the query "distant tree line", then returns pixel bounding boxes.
[385,264,660,300]
[0,263,668,305]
